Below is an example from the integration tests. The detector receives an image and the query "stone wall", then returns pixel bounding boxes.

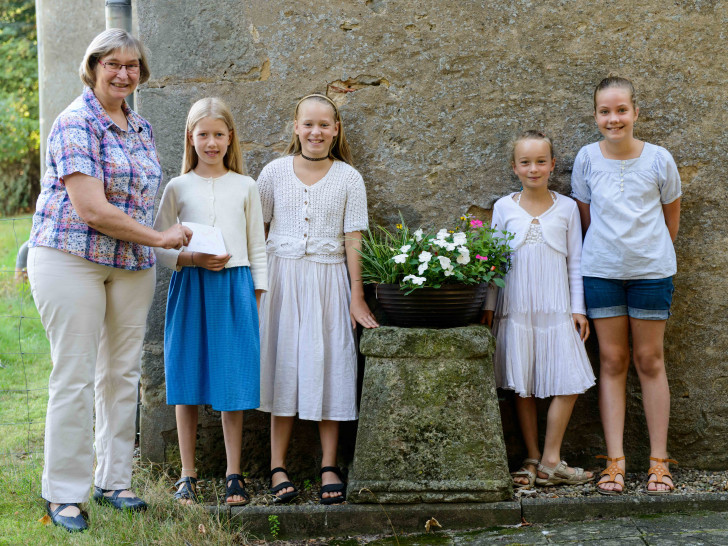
[137,0,728,472]
[36,0,105,175]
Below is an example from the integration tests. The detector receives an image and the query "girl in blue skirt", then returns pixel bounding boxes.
[154,98,267,506]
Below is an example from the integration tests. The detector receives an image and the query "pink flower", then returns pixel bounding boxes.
[470,219,483,228]
[476,255,488,261]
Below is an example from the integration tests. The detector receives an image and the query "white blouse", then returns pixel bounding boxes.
[571,142,681,279]
[257,156,368,264]
[485,192,586,315]
[153,171,268,291]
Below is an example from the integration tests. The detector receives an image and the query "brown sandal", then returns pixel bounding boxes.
[646,457,677,495]
[596,455,625,495]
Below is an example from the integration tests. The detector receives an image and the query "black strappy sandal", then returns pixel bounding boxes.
[269,467,299,503]
[319,466,347,505]
[174,476,198,504]
[224,474,250,506]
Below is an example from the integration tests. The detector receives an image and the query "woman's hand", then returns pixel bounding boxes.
[159,224,193,249]
[573,313,590,342]
[193,253,231,271]
[350,295,379,330]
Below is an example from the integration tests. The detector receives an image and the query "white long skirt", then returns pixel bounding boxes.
[258,254,358,421]
[492,241,595,398]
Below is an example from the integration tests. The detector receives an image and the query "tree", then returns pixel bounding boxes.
[0,0,39,215]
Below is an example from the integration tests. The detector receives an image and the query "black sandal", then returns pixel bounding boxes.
[269,467,299,503]
[319,466,347,505]
[224,474,250,506]
[174,476,198,504]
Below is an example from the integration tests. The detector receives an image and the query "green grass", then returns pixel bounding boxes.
[0,217,255,544]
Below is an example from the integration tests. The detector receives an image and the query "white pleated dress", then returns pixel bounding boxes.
[487,192,595,398]
[256,157,368,421]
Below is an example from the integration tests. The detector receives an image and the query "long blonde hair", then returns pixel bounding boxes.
[181,98,243,175]
[284,94,353,165]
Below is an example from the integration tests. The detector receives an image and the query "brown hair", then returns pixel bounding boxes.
[593,76,637,111]
[284,94,353,165]
[510,130,554,164]
[181,98,243,175]
[79,29,150,88]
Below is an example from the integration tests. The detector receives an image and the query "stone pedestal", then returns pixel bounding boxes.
[348,325,512,503]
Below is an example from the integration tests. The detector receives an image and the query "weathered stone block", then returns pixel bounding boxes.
[348,325,512,503]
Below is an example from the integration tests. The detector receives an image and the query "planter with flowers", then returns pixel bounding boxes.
[359,216,514,327]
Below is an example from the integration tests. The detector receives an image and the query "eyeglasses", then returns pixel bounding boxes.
[100,61,141,74]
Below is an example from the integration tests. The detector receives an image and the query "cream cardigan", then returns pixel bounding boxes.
[153,170,268,291]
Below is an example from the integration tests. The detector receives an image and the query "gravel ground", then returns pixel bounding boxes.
[515,467,728,498]
[185,468,728,505]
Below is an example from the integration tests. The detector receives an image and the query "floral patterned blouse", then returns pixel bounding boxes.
[30,87,162,270]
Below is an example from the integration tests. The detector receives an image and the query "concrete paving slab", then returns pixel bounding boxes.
[536,517,641,542]
[522,493,728,523]
[632,510,728,534]
[641,533,727,545]
[228,501,521,540]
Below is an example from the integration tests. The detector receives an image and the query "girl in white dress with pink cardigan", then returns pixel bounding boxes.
[257,94,378,505]
[485,130,595,489]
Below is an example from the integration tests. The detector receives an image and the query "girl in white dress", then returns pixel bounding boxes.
[257,94,379,504]
[485,130,595,489]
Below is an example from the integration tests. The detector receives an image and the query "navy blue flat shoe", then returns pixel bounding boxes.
[46,502,88,533]
[93,487,147,512]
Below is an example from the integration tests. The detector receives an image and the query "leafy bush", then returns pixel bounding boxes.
[0,1,40,215]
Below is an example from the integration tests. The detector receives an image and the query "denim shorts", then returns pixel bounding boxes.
[583,276,674,320]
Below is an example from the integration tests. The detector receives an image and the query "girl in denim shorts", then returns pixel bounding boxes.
[571,76,681,496]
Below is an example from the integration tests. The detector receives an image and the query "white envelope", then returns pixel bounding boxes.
[182,222,227,255]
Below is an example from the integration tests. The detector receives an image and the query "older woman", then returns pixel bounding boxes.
[28,29,191,532]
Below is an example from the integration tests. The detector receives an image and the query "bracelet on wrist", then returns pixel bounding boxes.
[191,252,196,267]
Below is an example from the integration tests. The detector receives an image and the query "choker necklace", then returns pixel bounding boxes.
[301,153,329,162]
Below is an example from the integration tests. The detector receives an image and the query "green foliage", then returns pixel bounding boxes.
[268,513,281,539]
[359,214,514,293]
[0,0,40,215]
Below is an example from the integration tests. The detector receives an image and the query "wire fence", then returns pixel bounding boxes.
[0,216,49,460]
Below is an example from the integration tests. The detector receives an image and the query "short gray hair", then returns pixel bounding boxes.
[79,29,150,88]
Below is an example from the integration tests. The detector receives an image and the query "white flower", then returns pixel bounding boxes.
[444,266,454,277]
[400,244,411,253]
[418,262,428,274]
[414,229,423,242]
[430,239,443,248]
[453,232,467,245]
[393,253,408,264]
[458,246,469,255]
[444,242,457,251]
[436,229,449,240]
[418,251,432,263]
[457,253,470,265]
[437,256,451,269]
[402,274,426,285]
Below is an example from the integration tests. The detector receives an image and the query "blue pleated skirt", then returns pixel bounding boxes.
[164,266,260,411]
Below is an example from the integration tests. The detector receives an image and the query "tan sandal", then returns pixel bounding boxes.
[646,457,677,495]
[535,460,592,486]
[511,457,539,489]
[596,455,625,495]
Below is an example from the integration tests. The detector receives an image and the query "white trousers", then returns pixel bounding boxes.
[28,247,155,503]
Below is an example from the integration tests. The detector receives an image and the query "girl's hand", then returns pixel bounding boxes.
[572,313,590,342]
[350,296,379,330]
[194,253,231,271]
[160,224,193,249]
[481,310,494,328]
